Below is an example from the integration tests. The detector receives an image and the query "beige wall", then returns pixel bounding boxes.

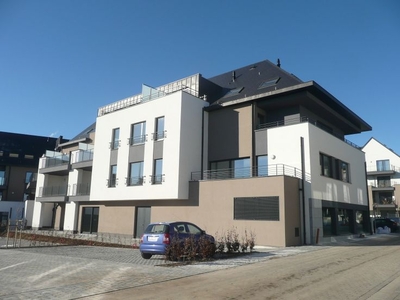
[78,204,135,235]
[208,104,253,162]
[151,176,301,247]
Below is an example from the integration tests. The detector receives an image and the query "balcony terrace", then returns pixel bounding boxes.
[257,116,361,150]
[191,164,310,182]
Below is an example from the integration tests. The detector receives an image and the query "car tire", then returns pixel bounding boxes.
[141,253,152,259]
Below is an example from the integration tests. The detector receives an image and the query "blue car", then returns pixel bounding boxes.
[139,221,215,259]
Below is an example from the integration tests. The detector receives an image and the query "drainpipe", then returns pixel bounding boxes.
[300,137,306,244]
[201,107,205,180]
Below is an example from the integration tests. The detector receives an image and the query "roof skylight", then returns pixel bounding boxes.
[258,77,280,89]
[223,87,244,97]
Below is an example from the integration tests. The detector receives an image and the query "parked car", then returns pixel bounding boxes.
[390,217,400,226]
[139,221,215,259]
[374,218,398,232]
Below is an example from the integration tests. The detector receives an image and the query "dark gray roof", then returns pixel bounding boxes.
[70,122,96,141]
[204,59,371,134]
[206,59,303,105]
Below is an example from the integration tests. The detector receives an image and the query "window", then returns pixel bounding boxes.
[25,172,33,184]
[128,162,144,186]
[320,153,332,177]
[234,197,279,220]
[320,153,350,183]
[377,176,391,188]
[154,117,165,140]
[258,77,280,89]
[376,160,390,171]
[223,87,244,98]
[130,122,146,145]
[110,128,120,150]
[233,158,250,178]
[81,207,99,233]
[109,165,117,187]
[210,158,251,179]
[257,155,268,176]
[0,169,5,186]
[152,159,163,184]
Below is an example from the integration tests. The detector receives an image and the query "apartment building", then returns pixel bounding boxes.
[32,59,372,246]
[0,131,62,229]
[362,138,400,218]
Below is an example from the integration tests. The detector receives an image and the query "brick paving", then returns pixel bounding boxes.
[0,234,388,300]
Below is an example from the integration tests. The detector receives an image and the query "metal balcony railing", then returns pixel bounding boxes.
[126,176,145,186]
[150,174,164,184]
[366,164,400,173]
[191,164,310,182]
[128,135,147,145]
[152,130,167,141]
[257,116,361,150]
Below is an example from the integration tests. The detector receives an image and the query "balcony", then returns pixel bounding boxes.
[69,183,91,201]
[191,164,310,182]
[257,116,361,150]
[366,164,399,176]
[37,185,68,202]
[373,199,397,209]
[71,149,93,170]
[39,156,70,175]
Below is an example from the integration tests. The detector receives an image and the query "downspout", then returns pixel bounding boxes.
[252,103,256,173]
[300,137,306,244]
[201,107,205,180]
[364,161,373,234]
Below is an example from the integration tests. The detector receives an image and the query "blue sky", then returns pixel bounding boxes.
[1,1,399,153]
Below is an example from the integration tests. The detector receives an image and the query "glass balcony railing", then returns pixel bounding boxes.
[38,185,68,197]
[71,149,94,164]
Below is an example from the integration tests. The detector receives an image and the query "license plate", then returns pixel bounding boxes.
[148,236,158,242]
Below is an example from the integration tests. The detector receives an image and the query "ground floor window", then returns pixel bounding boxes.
[321,201,369,237]
[0,212,8,232]
[81,207,99,234]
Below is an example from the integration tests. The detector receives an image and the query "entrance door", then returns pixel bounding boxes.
[81,207,99,233]
[135,207,151,238]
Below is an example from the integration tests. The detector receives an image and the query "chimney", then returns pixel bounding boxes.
[277,59,281,68]
[232,71,236,82]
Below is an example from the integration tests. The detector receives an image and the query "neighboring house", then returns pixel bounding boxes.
[32,59,372,246]
[362,138,400,218]
[0,131,64,229]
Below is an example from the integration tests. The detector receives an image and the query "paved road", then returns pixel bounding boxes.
[0,234,399,299]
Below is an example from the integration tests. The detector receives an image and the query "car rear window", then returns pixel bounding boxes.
[145,224,169,234]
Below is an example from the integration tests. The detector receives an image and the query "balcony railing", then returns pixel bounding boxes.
[366,164,400,173]
[41,157,69,168]
[38,185,68,197]
[150,174,164,184]
[107,178,118,187]
[152,130,167,141]
[191,164,310,182]
[128,135,147,145]
[70,183,91,196]
[71,149,94,164]
[126,176,145,186]
[257,116,361,150]
[97,74,200,117]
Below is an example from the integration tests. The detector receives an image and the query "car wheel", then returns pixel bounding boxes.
[141,253,152,259]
